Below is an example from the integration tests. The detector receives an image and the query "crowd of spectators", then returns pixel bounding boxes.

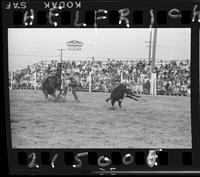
[9,58,190,96]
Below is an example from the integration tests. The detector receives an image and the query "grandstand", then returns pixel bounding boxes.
[8,58,190,96]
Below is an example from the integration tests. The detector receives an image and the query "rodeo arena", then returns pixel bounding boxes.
[9,29,191,148]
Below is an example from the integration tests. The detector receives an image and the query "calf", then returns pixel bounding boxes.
[106,83,141,110]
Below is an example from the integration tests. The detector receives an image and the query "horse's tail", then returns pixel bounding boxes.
[106,97,111,102]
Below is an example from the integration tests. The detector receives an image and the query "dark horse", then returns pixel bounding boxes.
[42,74,63,101]
[106,83,141,110]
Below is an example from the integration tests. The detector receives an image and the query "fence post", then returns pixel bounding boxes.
[10,72,13,90]
[150,73,157,95]
[61,73,64,90]
[34,67,37,91]
[89,71,92,92]
[120,72,123,83]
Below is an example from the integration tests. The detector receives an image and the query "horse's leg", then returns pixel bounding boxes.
[56,89,62,100]
[42,86,48,101]
[44,91,48,100]
[106,97,111,102]
[51,92,57,102]
[118,101,122,108]
[108,99,116,110]
[131,93,141,98]
[72,87,80,103]
[125,95,138,101]
[62,87,68,101]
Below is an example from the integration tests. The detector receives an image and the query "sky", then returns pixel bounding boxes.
[8,28,190,71]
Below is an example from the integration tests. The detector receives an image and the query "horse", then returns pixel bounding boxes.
[42,74,63,101]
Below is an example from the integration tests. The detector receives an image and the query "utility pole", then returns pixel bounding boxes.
[150,28,158,96]
[145,29,153,63]
[57,49,66,90]
[57,48,66,65]
[151,28,157,73]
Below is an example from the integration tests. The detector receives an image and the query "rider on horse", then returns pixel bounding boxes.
[41,63,62,101]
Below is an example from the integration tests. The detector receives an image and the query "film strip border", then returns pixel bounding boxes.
[2,0,200,175]
[2,1,200,28]
[10,149,195,174]
[10,9,199,26]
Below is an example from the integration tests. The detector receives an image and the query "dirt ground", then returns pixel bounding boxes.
[9,90,191,149]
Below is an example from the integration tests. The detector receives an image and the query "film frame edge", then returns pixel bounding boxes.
[2,0,200,175]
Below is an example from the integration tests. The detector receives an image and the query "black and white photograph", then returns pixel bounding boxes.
[8,28,191,148]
